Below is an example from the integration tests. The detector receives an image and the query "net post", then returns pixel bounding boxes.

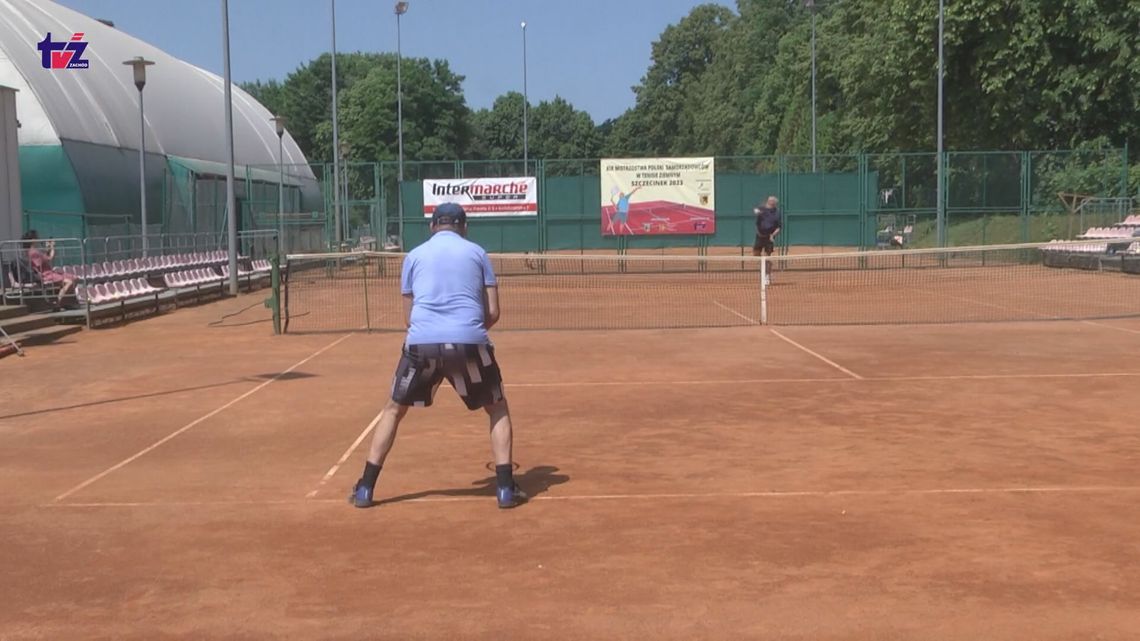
[760,256,768,325]
[265,254,282,335]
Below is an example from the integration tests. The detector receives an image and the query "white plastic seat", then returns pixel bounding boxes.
[94,283,113,302]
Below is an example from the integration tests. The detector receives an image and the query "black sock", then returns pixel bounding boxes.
[495,464,513,490]
[359,462,382,491]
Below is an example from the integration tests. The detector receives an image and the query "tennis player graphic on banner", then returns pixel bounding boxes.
[600,157,715,236]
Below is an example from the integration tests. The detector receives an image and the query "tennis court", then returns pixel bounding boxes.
[3,273,1140,639]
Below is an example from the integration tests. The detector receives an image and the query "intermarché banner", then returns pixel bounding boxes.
[423,177,538,217]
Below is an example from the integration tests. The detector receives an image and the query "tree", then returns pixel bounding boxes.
[621,3,738,155]
[329,55,470,164]
[469,92,527,159]
[528,97,602,159]
[239,79,284,117]
[241,52,469,163]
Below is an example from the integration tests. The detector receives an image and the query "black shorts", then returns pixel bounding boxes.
[753,233,775,254]
[390,343,505,410]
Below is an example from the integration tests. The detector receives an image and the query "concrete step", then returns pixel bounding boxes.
[0,324,82,358]
[0,305,29,321]
[0,313,59,335]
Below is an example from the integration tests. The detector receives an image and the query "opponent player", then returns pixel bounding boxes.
[349,202,526,509]
[753,195,782,285]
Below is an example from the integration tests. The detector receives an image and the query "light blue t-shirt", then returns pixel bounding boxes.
[401,231,497,345]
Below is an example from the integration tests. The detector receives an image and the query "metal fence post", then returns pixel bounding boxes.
[1020,150,1030,242]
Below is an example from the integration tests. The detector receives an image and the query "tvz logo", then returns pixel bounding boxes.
[37,32,90,69]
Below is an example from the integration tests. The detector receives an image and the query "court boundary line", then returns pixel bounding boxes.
[307,370,1140,492]
[924,288,1058,321]
[39,484,1140,509]
[502,372,1140,388]
[769,329,864,379]
[307,408,384,498]
[916,286,1140,334]
[1082,320,1140,336]
[713,300,759,325]
[53,333,357,503]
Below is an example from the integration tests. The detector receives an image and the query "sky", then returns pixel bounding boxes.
[53,0,736,123]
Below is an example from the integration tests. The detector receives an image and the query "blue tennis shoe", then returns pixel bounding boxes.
[349,484,374,508]
[497,483,528,509]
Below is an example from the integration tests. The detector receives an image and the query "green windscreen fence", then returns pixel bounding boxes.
[24,149,1126,255]
[388,156,887,253]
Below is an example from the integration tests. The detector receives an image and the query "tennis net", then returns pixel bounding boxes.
[278,240,1140,333]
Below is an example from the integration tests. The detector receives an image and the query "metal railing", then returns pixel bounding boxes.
[2,230,283,329]
[1,238,89,324]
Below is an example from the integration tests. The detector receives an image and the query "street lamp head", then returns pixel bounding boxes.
[395,1,408,15]
[271,115,287,137]
[521,21,526,29]
[122,56,155,91]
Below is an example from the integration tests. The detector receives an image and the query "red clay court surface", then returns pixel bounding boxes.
[3,294,1140,640]
[602,200,715,235]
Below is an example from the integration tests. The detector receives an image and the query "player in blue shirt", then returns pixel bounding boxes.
[349,203,526,509]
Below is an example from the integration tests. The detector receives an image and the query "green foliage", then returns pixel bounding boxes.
[469,92,526,160]
[241,0,1140,189]
[329,56,470,163]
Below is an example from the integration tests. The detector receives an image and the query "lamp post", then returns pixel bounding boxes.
[395,1,408,247]
[122,56,154,255]
[936,0,945,247]
[804,0,817,172]
[521,20,528,176]
[271,115,287,256]
[331,0,342,248]
[222,0,238,294]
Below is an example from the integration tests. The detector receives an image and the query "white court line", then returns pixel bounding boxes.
[925,289,1057,320]
[769,329,864,379]
[503,372,1140,388]
[41,484,1140,509]
[508,376,849,388]
[872,371,1140,381]
[53,333,356,503]
[308,369,1140,497]
[1082,320,1140,336]
[306,408,384,498]
[916,285,1140,330]
[713,300,759,324]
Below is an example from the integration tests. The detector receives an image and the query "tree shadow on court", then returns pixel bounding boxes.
[253,371,317,381]
[376,465,570,506]
[0,378,258,420]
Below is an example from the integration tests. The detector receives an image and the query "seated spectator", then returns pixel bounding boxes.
[23,230,77,310]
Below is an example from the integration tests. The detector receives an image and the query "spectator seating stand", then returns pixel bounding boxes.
[62,251,271,326]
[1042,216,1140,273]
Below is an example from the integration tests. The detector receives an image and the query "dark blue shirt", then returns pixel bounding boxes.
[756,207,782,235]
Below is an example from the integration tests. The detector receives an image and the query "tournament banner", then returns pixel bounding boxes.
[600,157,715,236]
[423,177,537,217]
